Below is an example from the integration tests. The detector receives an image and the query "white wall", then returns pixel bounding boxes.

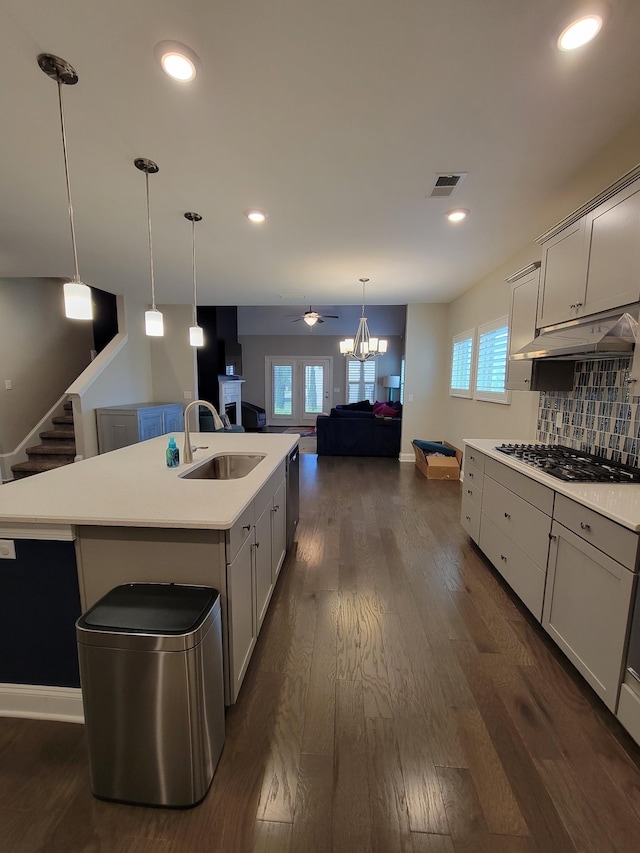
[150,304,197,403]
[239,334,404,412]
[401,304,449,458]
[0,278,94,453]
[78,295,153,457]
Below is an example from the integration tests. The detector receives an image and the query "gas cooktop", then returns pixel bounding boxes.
[495,443,640,483]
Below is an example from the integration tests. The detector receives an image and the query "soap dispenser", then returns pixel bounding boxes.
[166,436,179,468]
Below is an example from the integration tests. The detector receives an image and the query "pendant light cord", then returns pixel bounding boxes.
[57,79,80,283]
[192,218,198,325]
[145,170,156,310]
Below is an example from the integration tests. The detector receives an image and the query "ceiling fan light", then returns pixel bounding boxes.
[63,280,93,320]
[557,15,602,50]
[304,315,318,326]
[145,308,164,337]
[189,325,204,347]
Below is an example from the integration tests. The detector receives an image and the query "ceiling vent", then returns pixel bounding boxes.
[279,294,307,300]
[428,172,467,198]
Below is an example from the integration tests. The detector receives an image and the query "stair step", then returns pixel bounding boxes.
[52,415,74,426]
[63,401,73,412]
[40,428,76,442]
[26,443,76,460]
[11,458,75,479]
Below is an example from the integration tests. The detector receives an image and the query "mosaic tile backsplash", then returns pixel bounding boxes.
[537,357,640,467]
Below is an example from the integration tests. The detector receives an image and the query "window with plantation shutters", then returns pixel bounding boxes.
[474,317,510,403]
[272,364,293,415]
[450,329,474,398]
[347,359,376,403]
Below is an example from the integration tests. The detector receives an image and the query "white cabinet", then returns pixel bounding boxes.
[96,403,184,453]
[226,531,256,699]
[543,519,635,711]
[506,263,574,392]
[271,478,287,581]
[478,458,553,620]
[460,450,485,544]
[224,460,287,701]
[537,173,640,328]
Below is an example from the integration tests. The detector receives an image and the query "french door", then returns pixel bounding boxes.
[266,357,332,426]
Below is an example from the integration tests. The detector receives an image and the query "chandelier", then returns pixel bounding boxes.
[339,278,388,361]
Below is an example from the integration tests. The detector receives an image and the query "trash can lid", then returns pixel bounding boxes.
[78,583,219,635]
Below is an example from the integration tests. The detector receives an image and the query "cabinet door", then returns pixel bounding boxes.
[138,408,164,441]
[538,219,588,328]
[227,533,256,701]
[254,503,273,632]
[506,270,537,390]
[271,479,287,581]
[96,411,138,453]
[162,405,184,435]
[583,183,640,317]
[543,522,634,711]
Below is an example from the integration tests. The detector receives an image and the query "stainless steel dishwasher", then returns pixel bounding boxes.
[286,444,300,549]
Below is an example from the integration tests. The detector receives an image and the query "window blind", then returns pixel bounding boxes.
[475,319,509,402]
[347,359,376,402]
[450,330,474,398]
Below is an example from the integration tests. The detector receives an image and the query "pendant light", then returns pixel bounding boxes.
[38,54,93,320]
[135,158,163,336]
[185,212,204,346]
[339,278,388,361]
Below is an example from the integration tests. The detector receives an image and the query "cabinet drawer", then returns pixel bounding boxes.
[484,457,554,515]
[554,494,639,570]
[464,448,485,473]
[462,481,482,508]
[479,515,546,620]
[461,495,481,543]
[226,502,255,563]
[483,476,551,570]
[463,462,484,491]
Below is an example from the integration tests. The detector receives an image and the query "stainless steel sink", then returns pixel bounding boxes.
[180,453,266,480]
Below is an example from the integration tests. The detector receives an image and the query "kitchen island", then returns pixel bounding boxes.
[0,431,298,720]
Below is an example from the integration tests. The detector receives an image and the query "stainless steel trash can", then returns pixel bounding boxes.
[76,583,225,808]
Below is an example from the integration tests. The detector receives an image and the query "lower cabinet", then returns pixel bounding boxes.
[543,521,635,711]
[225,461,287,702]
[96,402,184,453]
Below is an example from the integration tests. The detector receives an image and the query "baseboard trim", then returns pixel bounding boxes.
[399,452,414,462]
[0,683,84,724]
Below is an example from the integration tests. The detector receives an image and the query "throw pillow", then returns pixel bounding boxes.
[376,403,399,417]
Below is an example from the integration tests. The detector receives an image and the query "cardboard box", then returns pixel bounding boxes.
[412,440,462,481]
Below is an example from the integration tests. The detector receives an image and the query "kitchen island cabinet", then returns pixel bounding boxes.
[0,431,298,716]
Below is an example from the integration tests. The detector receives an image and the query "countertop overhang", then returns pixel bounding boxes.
[0,432,298,531]
[464,439,640,533]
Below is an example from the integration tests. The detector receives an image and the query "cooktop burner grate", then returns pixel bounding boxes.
[494,443,640,483]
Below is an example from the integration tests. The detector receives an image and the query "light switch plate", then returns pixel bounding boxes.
[0,539,16,559]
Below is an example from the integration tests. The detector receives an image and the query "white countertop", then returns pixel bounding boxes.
[464,439,640,532]
[0,432,298,531]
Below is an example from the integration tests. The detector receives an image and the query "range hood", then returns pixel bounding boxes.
[512,312,638,361]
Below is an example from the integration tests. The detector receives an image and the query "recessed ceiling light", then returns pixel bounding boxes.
[445,209,468,223]
[557,15,603,50]
[246,210,267,223]
[154,41,200,82]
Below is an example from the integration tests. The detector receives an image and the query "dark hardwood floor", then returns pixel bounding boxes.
[2,455,640,852]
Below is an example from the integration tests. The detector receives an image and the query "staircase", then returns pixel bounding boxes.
[11,401,76,480]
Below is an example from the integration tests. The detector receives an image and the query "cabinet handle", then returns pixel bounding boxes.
[255,541,260,549]
[575,302,583,308]
[569,303,576,309]
[468,472,474,479]
[465,515,471,521]
[467,489,473,495]
[243,524,251,532]
[504,512,511,519]
[549,533,557,540]
[524,378,529,383]
[274,504,279,511]
[580,522,591,531]
[500,554,507,561]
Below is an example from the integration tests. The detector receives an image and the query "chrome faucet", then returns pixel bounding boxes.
[183,399,224,463]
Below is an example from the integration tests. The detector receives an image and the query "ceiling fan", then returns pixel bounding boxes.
[290,307,339,327]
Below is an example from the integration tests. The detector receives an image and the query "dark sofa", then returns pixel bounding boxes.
[316,403,402,457]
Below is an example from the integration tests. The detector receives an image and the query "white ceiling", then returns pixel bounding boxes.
[2,0,640,309]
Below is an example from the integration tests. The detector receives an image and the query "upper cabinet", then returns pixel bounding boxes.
[537,169,640,329]
[506,263,574,392]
